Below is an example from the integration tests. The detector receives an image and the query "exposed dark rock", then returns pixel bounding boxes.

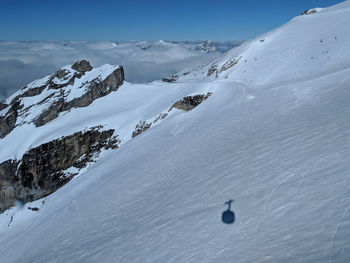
[132,113,169,138]
[162,74,178,83]
[195,40,216,53]
[207,64,218,77]
[45,61,90,91]
[47,71,83,90]
[33,98,65,127]
[21,85,47,99]
[219,56,242,73]
[27,206,39,211]
[0,61,125,139]
[57,69,70,79]
[162,78,176,83]
[62,65,124,110]
[153,113,168,124]
[0,102,8,111]
[0,160,18,213]
[302,9,318,15]
[8,67,74,104]
[34,66,124,127]
[132,121,152,138]
[170,93,212,112]
[7,69,77,109]
[0,101,20,138]
[7,85,48,106]
[0,128,120,213]
[71,60,93,73]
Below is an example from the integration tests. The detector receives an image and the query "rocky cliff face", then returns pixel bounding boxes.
[0,128,119,213]
[35,64,124,127]
[0,60,124,137]
[0,101,20,139]
[0,102,8,111]
[170,93,212,112]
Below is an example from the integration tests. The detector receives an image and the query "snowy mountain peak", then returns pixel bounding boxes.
[177,2,350,86]
[195,40,217,53]
[1,60,124,138]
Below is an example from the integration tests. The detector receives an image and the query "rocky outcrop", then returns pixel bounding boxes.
[195,41,216,53]
[170,93,212,112]
[132,113,168,138]
[207,64,218,77]
[0,60,125,136]
[131,93,213,139]
[0,128,120,213]
[0,160,21,213]
[33,97,65,127]
[7,81,51,106]
[162,77,177,83]
[20,85,47,98]
[0,102,8,111]
[44,60,93,91]
[162,73,179,83]
[34,65,124,127]
[132,121,152,138]
[47,70,80,90]
[71,59,93,72]
[0,101,20,138]
[301,8,322,15]
[153,113,168,123]
[219,56,242,73]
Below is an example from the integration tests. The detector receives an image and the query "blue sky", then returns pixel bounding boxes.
[0,0,345,41]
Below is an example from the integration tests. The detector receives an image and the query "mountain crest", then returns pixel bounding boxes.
[0,60,124,138]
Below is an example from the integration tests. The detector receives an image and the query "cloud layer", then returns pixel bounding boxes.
[0,41,241,100]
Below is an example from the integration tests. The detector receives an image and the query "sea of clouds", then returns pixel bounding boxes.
[0,40,241,100]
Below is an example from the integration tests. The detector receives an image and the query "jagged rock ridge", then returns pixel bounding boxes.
[0,60,124,137]
[0,127,119,213]
[132,93,212,138]
[195,40,216,53]
[0,101,20,139]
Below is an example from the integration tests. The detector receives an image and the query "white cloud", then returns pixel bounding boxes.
[0,41,241,100]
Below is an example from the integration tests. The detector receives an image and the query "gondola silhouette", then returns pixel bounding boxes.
[222,200,235,224]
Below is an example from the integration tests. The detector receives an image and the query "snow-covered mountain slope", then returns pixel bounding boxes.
[177,1,350,87]
[1,66,350,263]
[1,1,350,263]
